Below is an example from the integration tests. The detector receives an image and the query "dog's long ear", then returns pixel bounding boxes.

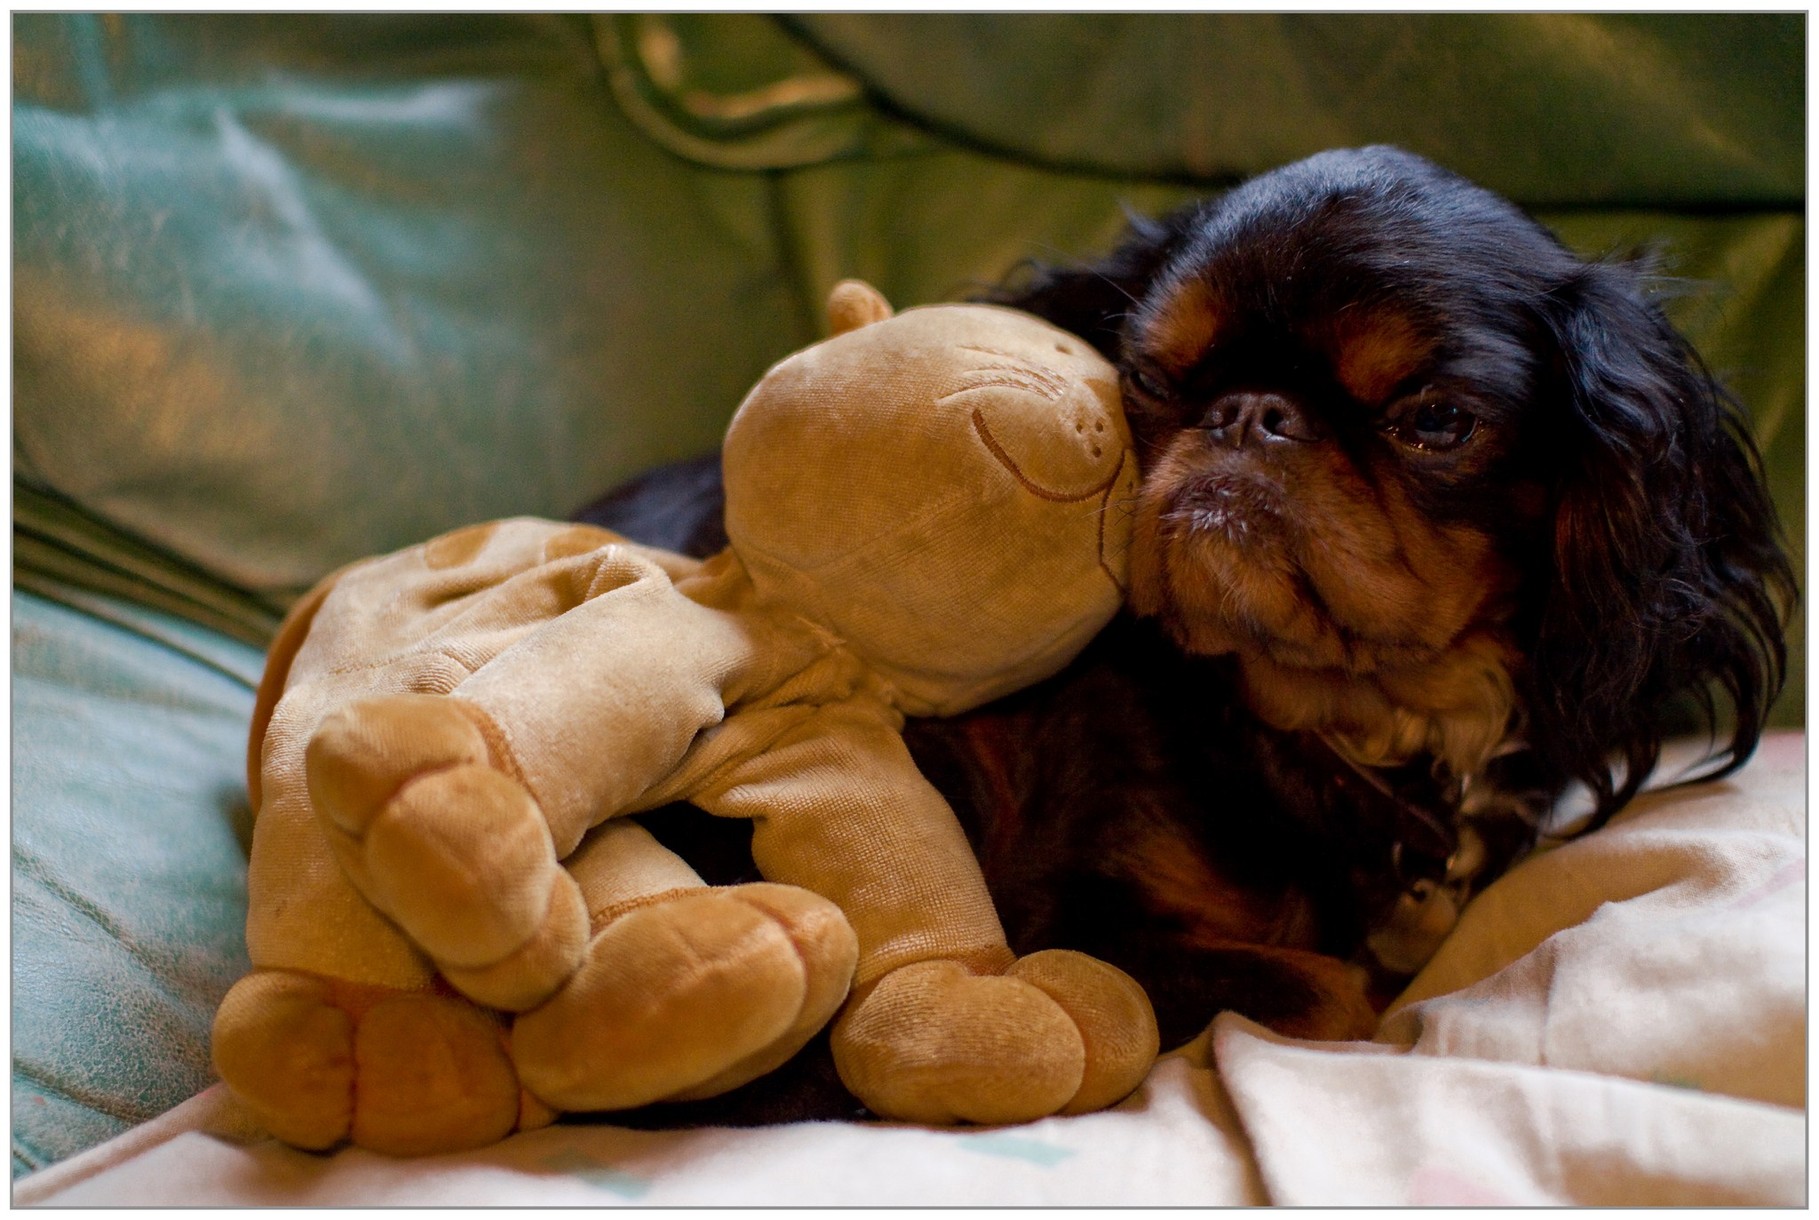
[1525,258,1795,829]
[983,204,1204,360]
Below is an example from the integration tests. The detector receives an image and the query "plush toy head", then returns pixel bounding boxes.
[722,280,1139,717]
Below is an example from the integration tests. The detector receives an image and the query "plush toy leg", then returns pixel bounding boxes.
[695,700,1160,1125]
[510,820,858,1113]
[304,692,590,1012]
[211,969,554,1157]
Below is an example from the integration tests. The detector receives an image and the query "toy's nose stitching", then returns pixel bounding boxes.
[1071,409,1109,456]
[970,408,1125,503]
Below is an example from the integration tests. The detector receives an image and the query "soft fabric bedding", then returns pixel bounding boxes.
[16,732,1803,1207]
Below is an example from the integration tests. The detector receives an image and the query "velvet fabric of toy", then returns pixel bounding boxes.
[210,281,1157,1155]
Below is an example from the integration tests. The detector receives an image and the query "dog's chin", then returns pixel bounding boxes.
[1128,479,1520,775]
[1130,474,1357,672]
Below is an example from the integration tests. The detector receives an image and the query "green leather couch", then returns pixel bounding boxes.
[12,13,1802,1178]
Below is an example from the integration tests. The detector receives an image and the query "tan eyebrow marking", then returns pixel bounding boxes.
[1140,276,1227,374]
[1329,310,1433,405]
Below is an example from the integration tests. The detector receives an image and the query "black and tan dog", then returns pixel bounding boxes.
[577,145,1793,1123]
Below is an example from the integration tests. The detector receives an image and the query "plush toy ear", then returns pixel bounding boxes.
[827,279,894,335]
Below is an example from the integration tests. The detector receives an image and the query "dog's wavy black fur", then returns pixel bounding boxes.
[573,145,1793,1126]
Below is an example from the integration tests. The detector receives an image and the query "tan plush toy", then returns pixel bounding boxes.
[212,280,1157,1156]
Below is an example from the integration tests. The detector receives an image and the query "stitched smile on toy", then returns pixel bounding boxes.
[953,349,1125,492]
[955,354,1137,591]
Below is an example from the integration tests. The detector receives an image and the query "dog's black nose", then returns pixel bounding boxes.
[1200,391,1323,446]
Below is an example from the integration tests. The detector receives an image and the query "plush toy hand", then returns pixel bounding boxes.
[831,951,1158,1124]
[306,692,592,1012]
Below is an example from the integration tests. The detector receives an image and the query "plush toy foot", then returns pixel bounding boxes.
[212,969,555,1156]
[305,694,588,1011]
[510,883,858,1113]
[830,950,1159,1125]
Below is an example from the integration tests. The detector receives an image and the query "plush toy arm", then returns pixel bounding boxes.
[306,543,765,1011]
[691,698,1158,1124]
[691,697,1014,987]
[452,545,764,854]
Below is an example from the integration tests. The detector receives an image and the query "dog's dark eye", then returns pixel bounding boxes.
[1394,399,1477,451]
[1123,365,1171,402]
